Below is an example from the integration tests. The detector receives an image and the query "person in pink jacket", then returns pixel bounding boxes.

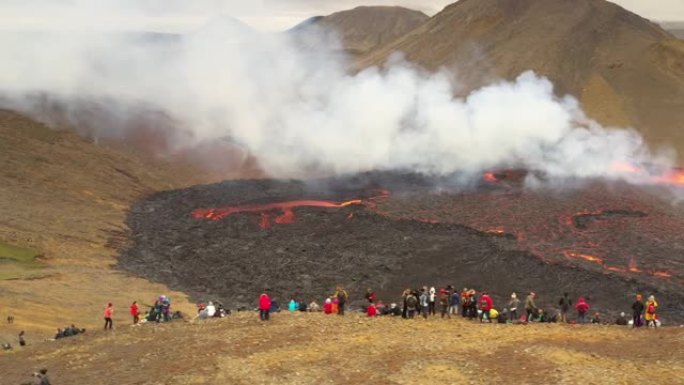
[103,303,114,330]
[259,291,271,321]
[575,297,590,324]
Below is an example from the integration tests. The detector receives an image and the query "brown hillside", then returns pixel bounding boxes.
[293,6,428,55]
[358,0,684,158]
[0,110,256,335]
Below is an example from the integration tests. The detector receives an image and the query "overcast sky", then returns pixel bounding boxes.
[0,0,681,32]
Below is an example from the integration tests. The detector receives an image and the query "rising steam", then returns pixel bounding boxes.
[0,5,675,181]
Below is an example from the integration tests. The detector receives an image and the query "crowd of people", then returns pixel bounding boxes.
[256,286,663,327]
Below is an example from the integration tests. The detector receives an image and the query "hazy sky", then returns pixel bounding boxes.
[0,0,682,32]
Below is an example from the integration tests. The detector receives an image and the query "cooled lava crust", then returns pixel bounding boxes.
[116,172,684,322]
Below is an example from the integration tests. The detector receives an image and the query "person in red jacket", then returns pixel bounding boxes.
[130,301,140,324]
[367,302,378,317]
[323,298,333,314]
[259,290,271,321]
[576,297,590,324]
[103,303,113,330]
[479,291,493,323]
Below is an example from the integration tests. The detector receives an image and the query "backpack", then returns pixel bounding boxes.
[647,303,656,314]
[406,296,417,308]
[337,291,347,304]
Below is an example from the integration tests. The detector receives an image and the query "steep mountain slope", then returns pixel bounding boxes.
[358,0,684,157]
[0,110,251,332]
[292,6,429,55]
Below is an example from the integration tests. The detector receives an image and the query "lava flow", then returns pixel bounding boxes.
[193,199,364,228]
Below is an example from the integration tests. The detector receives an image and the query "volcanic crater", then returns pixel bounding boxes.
[116,172,684,322]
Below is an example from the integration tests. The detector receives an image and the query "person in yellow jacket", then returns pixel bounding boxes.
[644,295,658,327]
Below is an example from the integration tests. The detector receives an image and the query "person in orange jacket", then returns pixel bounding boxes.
[104,303,114,330]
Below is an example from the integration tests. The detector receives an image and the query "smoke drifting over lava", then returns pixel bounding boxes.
[0,2,676,182]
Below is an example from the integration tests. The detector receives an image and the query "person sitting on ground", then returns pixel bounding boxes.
[390,303,402,316]
[19,331,26,347]
[308,301,320,312]
[215,302,227,317]
[331,297,339,314]
[323,298,333,315]
[615,312,628,326]
[298,301,308,312]
[375,301,386,315]
[206,301,216,318]
[62,326,74,338]
[591,312,602,324]
[288,299,298,312]
[367,302,378,317]
[2,342,12,350]
[54,328,64,340]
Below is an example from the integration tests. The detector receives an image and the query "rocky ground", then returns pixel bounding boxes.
[117,175,684,322]
[1,312,683,385]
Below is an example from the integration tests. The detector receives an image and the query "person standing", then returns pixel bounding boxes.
[644,295,659,328]
[365,289,376,304]
[508,293,520,322]
[334,287,349,316]
[259,290,271,321]
[575,297,590,324]
[130,301,140,324]
[479,291,493,322]
[525,293,537,322]
[558,293,572,323]
[406,292,418,319]
[450,289,460,315]
[439,288,451,319]
[103,303,114,330]
[428,287,437,316]
[419,288,429,319]
[401,288,411,319]
[631,294,645,328]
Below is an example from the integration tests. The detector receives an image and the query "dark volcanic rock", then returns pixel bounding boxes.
[116,176,684,322]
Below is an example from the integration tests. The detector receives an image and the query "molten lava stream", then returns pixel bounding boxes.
[192,196,373,228]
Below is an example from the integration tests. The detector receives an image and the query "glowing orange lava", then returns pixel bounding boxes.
[193,198,364,227]
[483,172,497,183]
[563,251,604,265]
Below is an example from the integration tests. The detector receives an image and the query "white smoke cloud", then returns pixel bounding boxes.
[0,3,675,182]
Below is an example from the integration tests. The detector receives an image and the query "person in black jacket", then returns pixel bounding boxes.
[631,294,645,328]
[558,292,572,323]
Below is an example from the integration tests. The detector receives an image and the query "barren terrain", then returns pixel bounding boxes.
[1,313,683,385]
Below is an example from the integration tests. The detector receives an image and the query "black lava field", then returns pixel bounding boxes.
[116,172,684,322]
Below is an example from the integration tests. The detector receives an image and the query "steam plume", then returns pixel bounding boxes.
[0,4,674,181]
